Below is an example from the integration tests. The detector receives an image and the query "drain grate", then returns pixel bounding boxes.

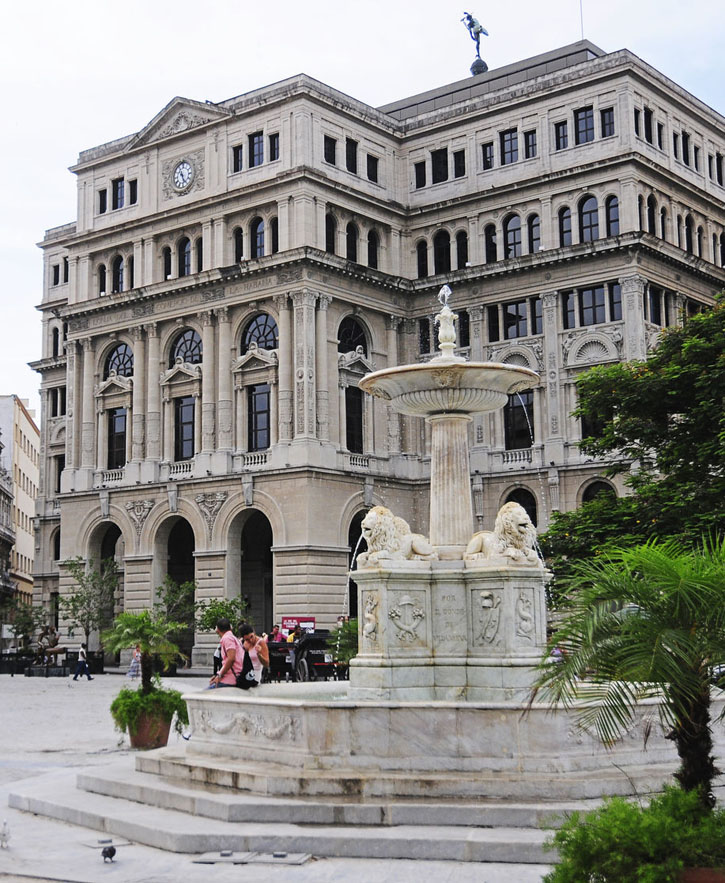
[193,850,311,865]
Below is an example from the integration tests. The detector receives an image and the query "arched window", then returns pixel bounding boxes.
[338,316,367,355]
[433,230,451,273]
[234,227,244,262]
[582,481,616,504]
[367,230,379,269]
[638,194,644,230]
[416,240,428,278]
[527,214,541,253]
[503,214,522,258]
[104,343,134,378]
[162,247,172,279]
[484,224,497,262]
[250,217,264,258]
[579,195,599,242]
[605,196,619,236]
[346,222,358,262]
[178,237,191,277]
[195,237,203,272]
[111,256,124,293]
[169,329,202,366]
[646,195,657,235]
[325,214,337,254]
[270,217,279,254]
[505,488,538,527]
[660,207,667,240]
[456,231,468,269]
[242,314,279,353]
[697,226,704,257]
[503,391,534,450]
[685,215,694,253]
[52,328,60,358]
[53,529,61,561]
[558,207,572,247]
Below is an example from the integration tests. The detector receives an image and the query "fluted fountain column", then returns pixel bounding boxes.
[428,413,473,558]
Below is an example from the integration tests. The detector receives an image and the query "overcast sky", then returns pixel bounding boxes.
[1,0,723,420]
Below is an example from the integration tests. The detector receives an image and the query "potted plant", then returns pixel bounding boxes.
[102,610,189,749]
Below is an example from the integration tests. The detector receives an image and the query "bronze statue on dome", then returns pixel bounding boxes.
[461,12,489,75]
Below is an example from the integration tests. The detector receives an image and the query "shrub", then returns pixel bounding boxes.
[544,787,725,882]
[110,679,189,738]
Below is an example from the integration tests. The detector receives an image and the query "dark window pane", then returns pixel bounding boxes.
[417,240,428,278]
[249,132,264,167]
[487,304,500,342]
[500,129,518,165]
[248,383,270,451]
[643,107,653,144]
[431,148,448,183]
[524,130,537,159]
[458,309,470,347]
[433,230,451,273]
[98,189,107,214]
[325,214,336,254]
[346,138,358,174]
[345,386,363,453]
[555,121,568,150]
[338,317,367,354]
[243,314,278,352]
[418,317,431,354]
[414,161,426,188]
[634,108,641,136]
[530,297,543,335]
[270,217,279,254]
[234,228,244,262]
[52,265,60,286]
[367,230,379,268]
[559,208,572,246]
[528,214,541,253]
[562,291,576,329]
[453,149,466,178]
[128,179,138,205]
[105,343,134,378]
[482,142,494,170]
[232,144,243,172]
[367,154,379,182]
[579,196,599,242]
[600,107,615,137]
[178,237,191,276]
[174,396,195,461]
[251,217,264,258]
[456,231,468,268]
[170,329,202,366]
[107,408,127,469]
[112,178,124,210]
[606,196,620,236]
[579,286,606,326]
[503,300,527,339]
[574,107,594,145]
[504,391,534,449]
[484,224,497,262]
[504,215,522,258]
[346,223,358,262]
[269,132,280,161]
[324,136,336,165]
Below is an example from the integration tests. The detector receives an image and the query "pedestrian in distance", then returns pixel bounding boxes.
[72,643,93,681]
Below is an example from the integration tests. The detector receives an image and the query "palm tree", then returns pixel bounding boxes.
[102,610,185,694]
[531,537,725,809]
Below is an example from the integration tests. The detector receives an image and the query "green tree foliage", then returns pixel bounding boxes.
[60,557,118,648]
[0,596,45,652]
[542,299,725,578]
[532,538,725,809]
[155,576,196,628]
[195,596,249,635]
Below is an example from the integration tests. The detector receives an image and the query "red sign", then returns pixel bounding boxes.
[281,616,315,636]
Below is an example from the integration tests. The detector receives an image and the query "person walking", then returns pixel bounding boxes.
[72,643,93,681]
[126,644,141,679]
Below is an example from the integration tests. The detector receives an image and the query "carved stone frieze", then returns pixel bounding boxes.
[476,590,502,646]
[362,592,379,646]
[388,593,425,642]
[125,499,155,537]
[196,491,228,536]
[515,591,535,641]
[196,709,300,742]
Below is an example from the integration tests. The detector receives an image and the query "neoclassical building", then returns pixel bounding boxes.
[33,41,725,661]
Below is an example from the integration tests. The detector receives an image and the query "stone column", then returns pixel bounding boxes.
[468,307,485,447]
[202,221,213,271]
[541,291,563,449]
[143,239,155,285]
[163,391,174,461]
[80,338,95,468]
[96,407,106,470]
[201,311,216,452]
[213,219,226,268]
[291,290,317,438]
[133,241,144,287]
[131,326,146,460]
[315,294,330,441]
[65,341,77,469]
[427,413,474,559]
[386,316,401,454]
[277,198,290,252]
[621,274,648,361]
[194,394,202,455]
[269,380,278,445]
[145,323,161,461]
[274,294,293,441]
[216,306,233,450]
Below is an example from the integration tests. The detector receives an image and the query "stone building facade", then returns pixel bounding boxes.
[32,41,725,662]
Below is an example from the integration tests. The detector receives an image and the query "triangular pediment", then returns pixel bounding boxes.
[95,373,133,397]
[128,97,230,150]
[338,347,375,374]
[160,360,202,385]
[232,344,278,373]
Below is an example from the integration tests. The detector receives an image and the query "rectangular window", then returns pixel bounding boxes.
[649,286,663,326]
[694,145,700,172]
[574,106,595,144]
[482,141,494,170]
[98,188,107,214]
[414,160,426,189]
[717,154,724,186]
[269,132,280,161]
[174,396,195,462]
[248,383,270,452]
[128,179,137,204]
[562,291,576,330]
[499,129,518,165]
[345,138,358,174]
[524,130,537,159]
[63,257,69,283]
[54,455,65,495]
[503,300,527,339]
[504,391,534,450]
[609,282,622,321]
[657,122,664,149]
[418,317,431,354]
[458,310,470,347]
[107,407,127,470]
[600,107,615,137]
[112,177,124,210]
[52,264,60,286]
[682,131,690,166]
[530,297,543,335]
[323,135,336,165]
[367,154,379,182]
[232,143,243,172]
[249,131,264,167]
[673,132,679,159]
[554,121,568,150]
[634,108,641,136]
[579,286,606,326]
[431,148,448,183]
[487,304,500,342]
[345,386,364,454]
[453,149,466,178]
[708,154,714,180]
[643,107,653,144]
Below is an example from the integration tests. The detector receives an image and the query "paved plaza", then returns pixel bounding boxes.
[0,672,552,882]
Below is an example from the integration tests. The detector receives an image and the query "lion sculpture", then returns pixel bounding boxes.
[356,506,438,568]
[464,502,541,567]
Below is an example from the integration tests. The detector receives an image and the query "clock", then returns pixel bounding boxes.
[172,160,194,191]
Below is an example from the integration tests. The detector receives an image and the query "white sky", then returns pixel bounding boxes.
[1,0,723,419]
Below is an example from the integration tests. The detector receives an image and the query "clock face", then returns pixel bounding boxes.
[173,160,193,190]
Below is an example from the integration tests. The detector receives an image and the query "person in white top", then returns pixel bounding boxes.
[239,625,269,683]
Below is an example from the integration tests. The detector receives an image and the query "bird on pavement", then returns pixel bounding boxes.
[101,845,116,862]
[0,819,10,848]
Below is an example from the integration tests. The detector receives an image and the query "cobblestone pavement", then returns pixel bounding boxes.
[0,673,551,882]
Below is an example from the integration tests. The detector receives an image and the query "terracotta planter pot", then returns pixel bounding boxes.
[128,712,172,749]
[679,871,725,882]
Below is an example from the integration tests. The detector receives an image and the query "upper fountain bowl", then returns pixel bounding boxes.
[359,360,539,418]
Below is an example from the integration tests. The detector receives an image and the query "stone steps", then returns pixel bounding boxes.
[8,766,552,864]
